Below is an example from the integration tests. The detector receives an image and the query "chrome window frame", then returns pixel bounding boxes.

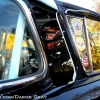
[56,12,76,82]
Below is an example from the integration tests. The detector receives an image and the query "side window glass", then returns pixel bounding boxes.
[86,18,100,71]
[67,16,90,71]
[0,1,39,80]
[68,16,100,72]
[19,26,39,77]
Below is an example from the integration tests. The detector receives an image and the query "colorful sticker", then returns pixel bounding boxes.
[76,37,86,51]
[82,56,89,67]
[82,52,89,67]
[71,18,83,35]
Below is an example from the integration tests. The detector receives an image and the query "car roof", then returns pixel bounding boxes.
[28,0,100,21]
[38,0,95,11]
[37,0,57,10]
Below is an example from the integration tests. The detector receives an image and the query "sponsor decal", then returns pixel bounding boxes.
[82,52,89,67]
[71,18,83,35]
[76,37,86,51]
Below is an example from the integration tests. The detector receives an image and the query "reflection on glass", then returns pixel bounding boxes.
[86,18,100,71]
[67,16,90,70]
[0,0,39,80]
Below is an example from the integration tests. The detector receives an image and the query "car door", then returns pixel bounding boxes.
[0,0,52,97]
[37,0,100,100]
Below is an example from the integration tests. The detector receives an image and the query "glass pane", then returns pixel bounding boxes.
[67,16,90,70]
[18,25,39,77]
[0,0,39,80]
[86,18,100,71]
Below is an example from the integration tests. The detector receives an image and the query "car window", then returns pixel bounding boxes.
[0,0,39,80]
[67,15,100,73]
[67,16,90,70]
[32,6,75,86]
[86,18,100,71]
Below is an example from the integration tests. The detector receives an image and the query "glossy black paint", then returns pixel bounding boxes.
[0,0,100,100]
[31,0,100,100]
[36,75,100,100]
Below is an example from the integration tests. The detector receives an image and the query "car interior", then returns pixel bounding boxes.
[31,4,75,86]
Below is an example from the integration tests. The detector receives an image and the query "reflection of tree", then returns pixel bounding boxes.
[84,14,100,70]
[89,35,100,70]
[87,19,100,33]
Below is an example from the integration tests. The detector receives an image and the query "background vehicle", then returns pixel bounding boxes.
[0,0,100,100]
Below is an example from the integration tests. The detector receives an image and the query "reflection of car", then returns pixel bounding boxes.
[1,0,100,100]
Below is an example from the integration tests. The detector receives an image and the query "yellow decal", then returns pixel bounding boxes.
[76,37,86,51]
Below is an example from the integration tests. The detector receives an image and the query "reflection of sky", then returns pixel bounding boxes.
[0,0,20,31]
[9,12,25,79]
[39,0,95,11]
[60,0,95,11]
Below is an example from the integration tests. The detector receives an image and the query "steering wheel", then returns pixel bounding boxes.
[19,47,39,76]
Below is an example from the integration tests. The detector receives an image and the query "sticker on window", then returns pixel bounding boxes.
[71,18,83,35]
[82,53,89,67]
[75,37,86,51]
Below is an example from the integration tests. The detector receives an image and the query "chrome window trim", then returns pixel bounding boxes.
[83,17,93,72]
[0,0,48,89]
[65,9,89,15]
[56,12,76,82]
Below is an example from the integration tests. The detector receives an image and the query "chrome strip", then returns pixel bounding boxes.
[0,0,48,89]
[0,76,36,88]
[65,9,89,15]
[56,12,76,82]
[83,17,93,71]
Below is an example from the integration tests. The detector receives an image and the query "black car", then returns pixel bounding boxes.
[0,0,100,100]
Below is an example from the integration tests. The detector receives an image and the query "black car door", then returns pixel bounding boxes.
[38,0,100,100]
